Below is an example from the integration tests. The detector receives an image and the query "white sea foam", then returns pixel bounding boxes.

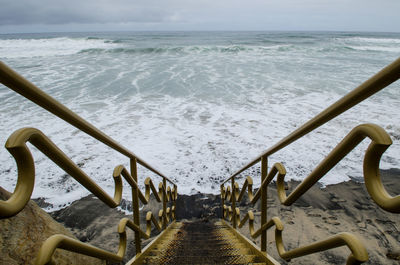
[348,46,400,53]
[0,32,399,210]
[0,37,119,59]
[337,36,400,53]
[348,37,400,44]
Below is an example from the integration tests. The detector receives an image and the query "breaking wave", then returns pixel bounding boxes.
[0,31,399,209]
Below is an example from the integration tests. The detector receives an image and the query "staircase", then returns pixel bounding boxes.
[138,220,267,265]
[1,60,400,265]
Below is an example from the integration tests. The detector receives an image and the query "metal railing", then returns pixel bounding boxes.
[221,57,400,264]
[0,61,177,264]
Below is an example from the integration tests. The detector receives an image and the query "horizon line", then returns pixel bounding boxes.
[1,29,400,35]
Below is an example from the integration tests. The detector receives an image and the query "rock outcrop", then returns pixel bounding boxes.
[2,169,399,264]
[236,169,400,265]
[0,187,105,265]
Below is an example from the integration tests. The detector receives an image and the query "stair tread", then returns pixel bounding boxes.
[150,249,253,256]
[143,255,263,265]
[140,220,265,264]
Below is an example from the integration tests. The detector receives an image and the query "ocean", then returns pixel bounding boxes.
[0,31,399,210]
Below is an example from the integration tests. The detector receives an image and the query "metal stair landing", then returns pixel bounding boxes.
[142,220,266,265]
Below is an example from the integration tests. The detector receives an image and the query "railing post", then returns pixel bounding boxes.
[261,155,268,252]
[130,158,141,254]
[221,185,225,219]
[162,177,167,229]
[173,184,177,220]
[231,177,237,228]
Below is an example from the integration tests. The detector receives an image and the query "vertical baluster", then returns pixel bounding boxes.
[162,177,167,229]
[130,158,141,254]
[173,184,177,220]
[261,155,268,252]
[221,184,225,219]
[231,177,237,228]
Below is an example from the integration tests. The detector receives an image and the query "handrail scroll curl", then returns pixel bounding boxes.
[0,60,178,264]
[220,57,400,264]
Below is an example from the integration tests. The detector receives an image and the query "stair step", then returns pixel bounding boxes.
[152,243,249,250]
[138,220,266,264]
[150,247,253,257]
[143,254,262,264]
[156,239,243,245]
[155,240,245,248]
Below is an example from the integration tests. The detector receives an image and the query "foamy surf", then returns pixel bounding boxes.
[0,37,120,58]
[0,31,399,211]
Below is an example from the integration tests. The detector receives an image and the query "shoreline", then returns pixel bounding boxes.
[2,168,399,264]
[2,168,398,263]
[42,168,400,264]
[31,167,400,213]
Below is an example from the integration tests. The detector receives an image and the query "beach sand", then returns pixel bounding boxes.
[235,168,400,264]
[35,169,400,264]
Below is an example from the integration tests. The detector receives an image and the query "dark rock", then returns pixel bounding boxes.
[6,168,397,265]
[120,199,132,212]
[33,197,53,208]
[176,193,222,219]
[387,251,400,260]
[52,195,113,229]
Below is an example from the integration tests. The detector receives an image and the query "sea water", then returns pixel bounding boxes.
[0,31,399,210]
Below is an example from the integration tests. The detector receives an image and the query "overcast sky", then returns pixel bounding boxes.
[0,0,399,33]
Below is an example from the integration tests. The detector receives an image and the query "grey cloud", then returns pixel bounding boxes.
[0,0,179,25]
[0,0,399,32]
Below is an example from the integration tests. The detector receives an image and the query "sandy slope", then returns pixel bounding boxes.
[47,169,400,264]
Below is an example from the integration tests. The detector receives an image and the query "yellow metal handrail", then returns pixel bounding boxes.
[221,57,400,264]
[0,61,172,183]
[0,61,178,263]
[225,123,395,264]
[222,57,400,184]
[35,216,162,264]
[0,128,125,217]
[275,124,397,212]
[266,217,368,264]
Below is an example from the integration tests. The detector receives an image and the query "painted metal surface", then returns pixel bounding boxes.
[1,56,400,264]
[0,61,177,264]
[220,57,400,264]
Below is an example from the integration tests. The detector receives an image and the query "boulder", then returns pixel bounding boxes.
[0,187,105,265]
